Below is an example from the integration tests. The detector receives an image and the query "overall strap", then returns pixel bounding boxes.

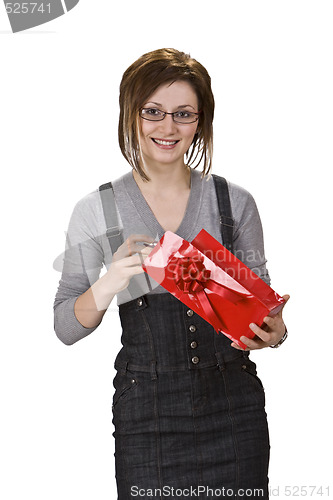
[99,182,144,299]
[99,182,123,253]
[212,174,234,255]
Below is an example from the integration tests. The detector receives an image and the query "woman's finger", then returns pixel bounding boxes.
[126,234,156,251]
[277,294,290,317]
[248,323,272,343]
[113,236,156,261]
[115,253,146,268]
[239,335,266,350]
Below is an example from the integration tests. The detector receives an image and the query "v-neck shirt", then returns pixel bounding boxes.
[114,169,204,242]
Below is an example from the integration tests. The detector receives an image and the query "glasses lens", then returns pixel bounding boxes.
[140,108,165,121]
[173,111,199,124]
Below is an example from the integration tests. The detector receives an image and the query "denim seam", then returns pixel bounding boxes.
[221,367,240,494]
[190,371,204,494]
[139,308,158,371]
[139,308,164,497]
[153,377,164,499]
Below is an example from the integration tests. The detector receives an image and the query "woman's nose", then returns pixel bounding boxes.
[159,114,178,134]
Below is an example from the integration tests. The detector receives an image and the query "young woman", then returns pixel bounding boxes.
[54,48,289,499]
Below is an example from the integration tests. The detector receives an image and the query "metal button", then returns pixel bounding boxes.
[189,325,196,333]
[186,309,194,317]
[137,298,143,306]
[190,341,198,349]
[191,356,200,364]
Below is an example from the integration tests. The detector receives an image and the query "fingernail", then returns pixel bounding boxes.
[143,242,157,247]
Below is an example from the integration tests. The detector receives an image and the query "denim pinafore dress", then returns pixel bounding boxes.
[112,294,270,499]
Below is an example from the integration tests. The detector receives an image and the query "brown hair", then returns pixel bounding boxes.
[118,48,215,181]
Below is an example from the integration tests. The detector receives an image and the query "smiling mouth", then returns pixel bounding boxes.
[152,138,180,146]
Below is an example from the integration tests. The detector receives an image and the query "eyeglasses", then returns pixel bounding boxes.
[140,107,200,124]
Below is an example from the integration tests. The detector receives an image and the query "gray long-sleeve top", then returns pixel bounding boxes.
[54,169,270,345]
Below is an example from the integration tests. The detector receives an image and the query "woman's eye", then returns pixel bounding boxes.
[175,111,190,118]
[146,108,162,116]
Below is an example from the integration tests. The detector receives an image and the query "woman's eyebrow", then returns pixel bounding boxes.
[145,101,162,107]
[145,102,196,110]
[177,104,196,110]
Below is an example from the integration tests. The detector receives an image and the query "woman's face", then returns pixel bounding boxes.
[138,80,199,171]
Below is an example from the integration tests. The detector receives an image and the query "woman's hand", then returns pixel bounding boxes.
[74,234,156,329]
[231,294,290,351]
[105,234,156,295]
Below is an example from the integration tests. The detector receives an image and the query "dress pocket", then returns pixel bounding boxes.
[241,359,265,391]
[112,371,138,410]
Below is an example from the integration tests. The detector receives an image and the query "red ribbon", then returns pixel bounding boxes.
[170,252,246,332]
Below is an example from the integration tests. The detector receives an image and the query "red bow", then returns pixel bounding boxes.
[172,256,211,293]
[170,252,246,333]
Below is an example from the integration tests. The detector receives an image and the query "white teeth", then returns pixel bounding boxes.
[153,139,177,145]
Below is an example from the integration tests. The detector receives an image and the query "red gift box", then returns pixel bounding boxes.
[142,229,285,349]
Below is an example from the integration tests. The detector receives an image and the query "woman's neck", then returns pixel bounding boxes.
[132,163,191,195]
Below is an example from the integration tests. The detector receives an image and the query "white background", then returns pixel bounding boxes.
[1,1,332,498]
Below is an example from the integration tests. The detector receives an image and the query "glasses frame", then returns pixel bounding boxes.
[139,107,201,124]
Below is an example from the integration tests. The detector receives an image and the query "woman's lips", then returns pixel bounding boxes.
[151,138,180,149]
